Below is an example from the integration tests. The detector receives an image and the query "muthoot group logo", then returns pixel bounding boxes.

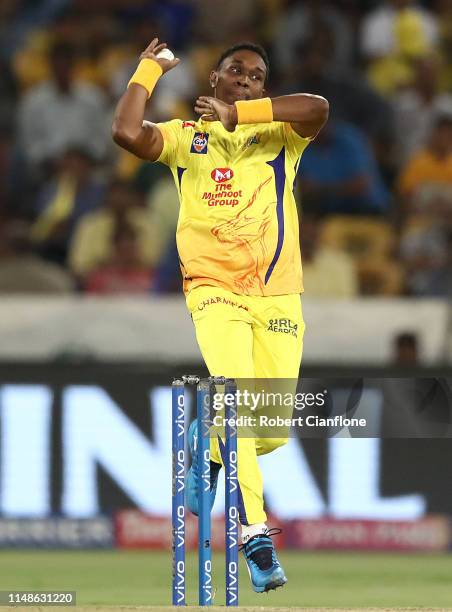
[212,390,326,411]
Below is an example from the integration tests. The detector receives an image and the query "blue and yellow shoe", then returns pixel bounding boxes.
[185,419,221,516]
[241,528,287,593]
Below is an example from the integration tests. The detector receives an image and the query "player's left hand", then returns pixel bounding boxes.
[194,97,237,132]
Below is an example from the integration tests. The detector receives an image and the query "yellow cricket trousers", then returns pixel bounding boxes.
[186,285,305,525]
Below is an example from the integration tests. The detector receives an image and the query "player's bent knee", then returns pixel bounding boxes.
[267,437,288,451]
[257,436,288,455]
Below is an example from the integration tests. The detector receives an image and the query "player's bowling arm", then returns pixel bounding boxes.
[112,37,179,161]
[270,94,329,139]
[112,87,164,161]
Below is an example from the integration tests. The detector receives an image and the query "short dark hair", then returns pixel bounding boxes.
[216,42,270,81]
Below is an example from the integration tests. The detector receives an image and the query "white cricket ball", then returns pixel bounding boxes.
[156,48,175,61]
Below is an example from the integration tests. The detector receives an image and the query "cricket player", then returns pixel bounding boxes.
[112,38,329,593]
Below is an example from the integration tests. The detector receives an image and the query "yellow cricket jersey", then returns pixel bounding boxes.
[155,118,311,296]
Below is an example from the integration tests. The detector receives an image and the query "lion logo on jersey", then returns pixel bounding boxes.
[211,176,273,292]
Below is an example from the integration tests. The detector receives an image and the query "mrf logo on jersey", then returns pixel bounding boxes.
[211,168,234,183]
[202,166,241,206]
[190,132,209,154]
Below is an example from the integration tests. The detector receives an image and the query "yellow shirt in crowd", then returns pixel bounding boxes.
[398,150,452,195]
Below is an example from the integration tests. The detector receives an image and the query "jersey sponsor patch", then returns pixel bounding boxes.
[211,167,233,183]
[267,318,298,338]
[197,295,248,311]
[190,132,209,154]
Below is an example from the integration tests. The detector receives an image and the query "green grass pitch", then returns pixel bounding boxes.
[0,550,451,610]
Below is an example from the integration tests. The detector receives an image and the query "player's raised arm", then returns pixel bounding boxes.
[111,38,180,161]
[195,93,329,139]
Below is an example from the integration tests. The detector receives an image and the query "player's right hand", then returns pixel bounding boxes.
[139,38,180,74]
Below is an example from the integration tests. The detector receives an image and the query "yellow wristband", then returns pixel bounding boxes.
[235,97,273,124]
[127,59,163,99]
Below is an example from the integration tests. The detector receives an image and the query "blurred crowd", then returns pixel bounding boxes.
[0,0,451,297]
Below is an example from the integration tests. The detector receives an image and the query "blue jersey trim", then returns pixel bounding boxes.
[176,166,186,192]
[265,147,286,285]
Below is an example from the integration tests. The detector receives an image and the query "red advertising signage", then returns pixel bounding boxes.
[286,517,451,552]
